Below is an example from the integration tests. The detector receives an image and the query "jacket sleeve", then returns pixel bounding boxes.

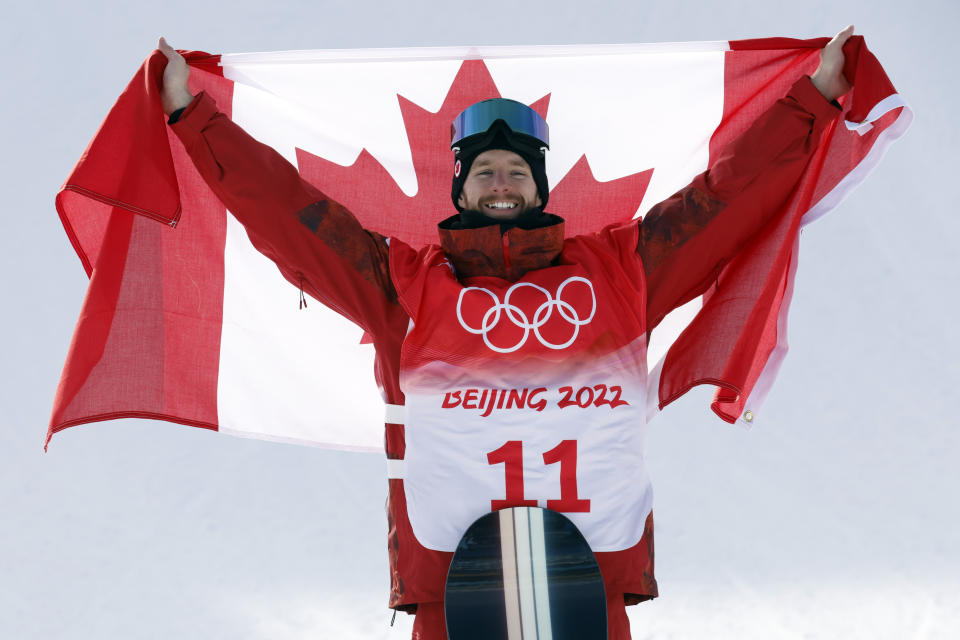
[169,91,399,334]
[639,75,841,331]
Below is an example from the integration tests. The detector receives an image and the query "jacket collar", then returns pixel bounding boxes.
[437,211,565,282]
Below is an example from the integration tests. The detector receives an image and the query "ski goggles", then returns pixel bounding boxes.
[450,99,550,150]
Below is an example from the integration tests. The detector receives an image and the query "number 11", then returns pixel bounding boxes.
[487,439,591,513]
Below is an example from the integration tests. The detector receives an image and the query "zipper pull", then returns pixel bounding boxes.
[298,273,308,309]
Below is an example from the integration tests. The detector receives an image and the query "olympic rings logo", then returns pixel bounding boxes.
[456,277,597,353]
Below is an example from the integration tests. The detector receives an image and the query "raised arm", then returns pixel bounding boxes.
[639,27,853,330]
[158,39,399,333]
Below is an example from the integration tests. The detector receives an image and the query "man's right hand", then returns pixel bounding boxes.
[158,37,194,115]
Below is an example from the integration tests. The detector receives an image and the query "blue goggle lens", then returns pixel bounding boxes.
[450,99,549,149]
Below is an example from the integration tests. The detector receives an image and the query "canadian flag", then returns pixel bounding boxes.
[49,37,910,450]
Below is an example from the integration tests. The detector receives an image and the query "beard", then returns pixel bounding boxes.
[455,204,547,232]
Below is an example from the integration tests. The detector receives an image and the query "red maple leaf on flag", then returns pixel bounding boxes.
[295,59,653,248]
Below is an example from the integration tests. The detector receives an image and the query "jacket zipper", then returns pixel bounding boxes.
[502,233,511,273]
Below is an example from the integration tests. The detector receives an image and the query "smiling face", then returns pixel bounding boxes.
[456,149,542,220]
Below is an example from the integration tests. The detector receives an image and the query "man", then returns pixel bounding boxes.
[158,27,853,639]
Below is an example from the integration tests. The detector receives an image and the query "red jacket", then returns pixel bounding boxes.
[170,75,839,609]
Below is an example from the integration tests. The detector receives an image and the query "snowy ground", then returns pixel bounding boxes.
[3,0,958,638]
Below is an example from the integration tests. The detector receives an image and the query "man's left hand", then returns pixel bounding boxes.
[811,25,855,102]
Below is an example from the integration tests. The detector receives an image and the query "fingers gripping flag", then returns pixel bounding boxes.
[49,38,910,450]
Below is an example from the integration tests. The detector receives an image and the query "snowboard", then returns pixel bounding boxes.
[444,506,607,640]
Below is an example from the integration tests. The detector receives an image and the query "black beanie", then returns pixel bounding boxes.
[451,121,549,212]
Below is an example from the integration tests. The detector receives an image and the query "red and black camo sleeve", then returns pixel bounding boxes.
[639,75,841,332]
[170,92,401,334]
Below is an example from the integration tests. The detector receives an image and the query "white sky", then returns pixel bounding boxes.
[2,0,958,638]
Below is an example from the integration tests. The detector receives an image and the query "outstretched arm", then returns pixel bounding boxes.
[639,26,853,331]
[158,38,400,334]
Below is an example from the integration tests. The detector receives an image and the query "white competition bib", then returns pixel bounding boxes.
[402,355,652,553]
